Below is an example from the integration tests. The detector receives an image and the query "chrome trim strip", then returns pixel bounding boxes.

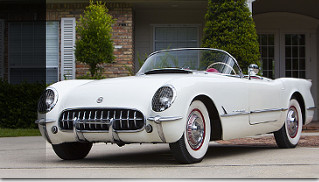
[220,112,250,117]
[250,120,278,125]
[220,108,288,117]
[250,108,287,114]
[73,118,87,142]
[155,122,166,143]
[147,116,182,143]
[35,118,55,125]
[41,124,52,144]
[147,116,183,124]
[307,106,316,110]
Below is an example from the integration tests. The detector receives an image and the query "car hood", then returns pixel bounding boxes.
[61,74,185,111]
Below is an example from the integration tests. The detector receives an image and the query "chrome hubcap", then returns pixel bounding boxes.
[186,109,205,150]
[286,106,299,138]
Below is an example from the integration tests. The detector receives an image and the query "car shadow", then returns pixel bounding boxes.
[205,143,278,160]
[54,143,279,166]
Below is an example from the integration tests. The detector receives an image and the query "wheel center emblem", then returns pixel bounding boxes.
[97,97,103,103]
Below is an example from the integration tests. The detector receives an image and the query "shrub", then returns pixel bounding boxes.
[0,80,46,128]
[202,0,260,72]
[75,1,115,78]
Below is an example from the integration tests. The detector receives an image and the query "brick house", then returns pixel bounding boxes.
[0,0,318,120]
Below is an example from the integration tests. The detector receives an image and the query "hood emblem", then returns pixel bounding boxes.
[97,97,103,103]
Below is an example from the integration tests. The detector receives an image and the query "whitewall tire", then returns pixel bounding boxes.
[274,99,303,148]
[169,100,211,164]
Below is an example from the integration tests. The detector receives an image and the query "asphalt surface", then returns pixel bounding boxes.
[0,134,319,178]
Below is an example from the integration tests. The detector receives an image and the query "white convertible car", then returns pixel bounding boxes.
[36,48,315,164]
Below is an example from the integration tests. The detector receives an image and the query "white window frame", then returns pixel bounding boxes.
[152,24,200,52]
[46,21,59,83]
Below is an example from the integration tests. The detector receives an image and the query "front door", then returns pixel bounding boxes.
[258,33,307,79]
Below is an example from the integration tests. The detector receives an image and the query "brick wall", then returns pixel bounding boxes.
[46,3,134,79]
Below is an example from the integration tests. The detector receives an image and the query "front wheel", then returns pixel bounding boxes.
[274,99,303,148]
[169,100,211,164]
[52,142,93,160]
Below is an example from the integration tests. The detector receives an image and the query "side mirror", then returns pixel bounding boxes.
[248,64,259,79]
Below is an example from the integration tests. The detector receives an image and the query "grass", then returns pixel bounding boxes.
[0,128,41,137]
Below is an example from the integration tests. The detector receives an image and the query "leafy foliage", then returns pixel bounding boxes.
[202,0,260,72]
[0,80,46,128]
[75,1,115,78]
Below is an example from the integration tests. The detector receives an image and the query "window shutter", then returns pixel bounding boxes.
[61,18,76,80]
[0,20,4,79]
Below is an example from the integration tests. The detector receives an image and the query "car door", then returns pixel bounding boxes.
[248,78,284,125]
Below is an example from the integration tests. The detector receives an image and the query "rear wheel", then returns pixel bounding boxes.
[52,142,92,160]
[169,100,211,164]
[274,99,303,148]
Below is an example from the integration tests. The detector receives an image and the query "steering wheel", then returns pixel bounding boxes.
[206,62,237,75]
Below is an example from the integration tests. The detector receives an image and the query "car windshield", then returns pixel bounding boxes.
[137,48,242,76]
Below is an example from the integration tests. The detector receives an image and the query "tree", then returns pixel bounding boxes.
[202,0,260,72]
[75,1,115,78]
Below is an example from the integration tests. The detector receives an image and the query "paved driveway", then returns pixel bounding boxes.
[0,135,318,178]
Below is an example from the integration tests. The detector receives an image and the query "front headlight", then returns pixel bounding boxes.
[152,85,176,112]
[37,88,58,113]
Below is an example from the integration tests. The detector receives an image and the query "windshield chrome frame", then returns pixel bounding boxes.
[136,48,244,78]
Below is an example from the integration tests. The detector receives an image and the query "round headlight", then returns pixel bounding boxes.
[152,85,176,112]
[38,88,58,113]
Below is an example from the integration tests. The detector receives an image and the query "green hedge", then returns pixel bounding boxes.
[0,80,46,129]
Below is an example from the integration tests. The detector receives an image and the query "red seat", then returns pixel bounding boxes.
[206,68,219,73]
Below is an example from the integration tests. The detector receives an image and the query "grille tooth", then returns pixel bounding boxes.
[58,109,145,131]
[127,110,130,129]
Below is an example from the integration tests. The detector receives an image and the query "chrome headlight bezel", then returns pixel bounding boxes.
[152,85,177,112]
[37,88,59,113]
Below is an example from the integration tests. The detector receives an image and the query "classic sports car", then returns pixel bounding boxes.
[36,48,315,164]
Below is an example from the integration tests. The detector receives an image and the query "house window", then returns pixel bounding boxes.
[258,34,275,79]
[285,34,306,78]
[8,21,59,84]
[46,21,59,83]
[154,26,198,51]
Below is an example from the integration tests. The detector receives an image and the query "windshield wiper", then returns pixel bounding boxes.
[144,68,193,75]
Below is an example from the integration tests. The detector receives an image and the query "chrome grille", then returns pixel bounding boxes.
[59,109,145,131]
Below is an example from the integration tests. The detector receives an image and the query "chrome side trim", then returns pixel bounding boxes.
[220,112,250,117]
[250,120,278,125]
[250,108,288,114]
[220,108,288,117]
[307,106,316,111]
[35,118,55,125]
[147,116,183,124]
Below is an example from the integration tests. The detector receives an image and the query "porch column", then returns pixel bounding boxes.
[246,0,256,13]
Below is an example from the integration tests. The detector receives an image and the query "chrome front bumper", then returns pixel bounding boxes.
[36,115,183,144]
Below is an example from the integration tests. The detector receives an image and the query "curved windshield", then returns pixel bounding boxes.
[137,48,242,76]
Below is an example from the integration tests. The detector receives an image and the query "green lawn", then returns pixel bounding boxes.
[0,128,41,137]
